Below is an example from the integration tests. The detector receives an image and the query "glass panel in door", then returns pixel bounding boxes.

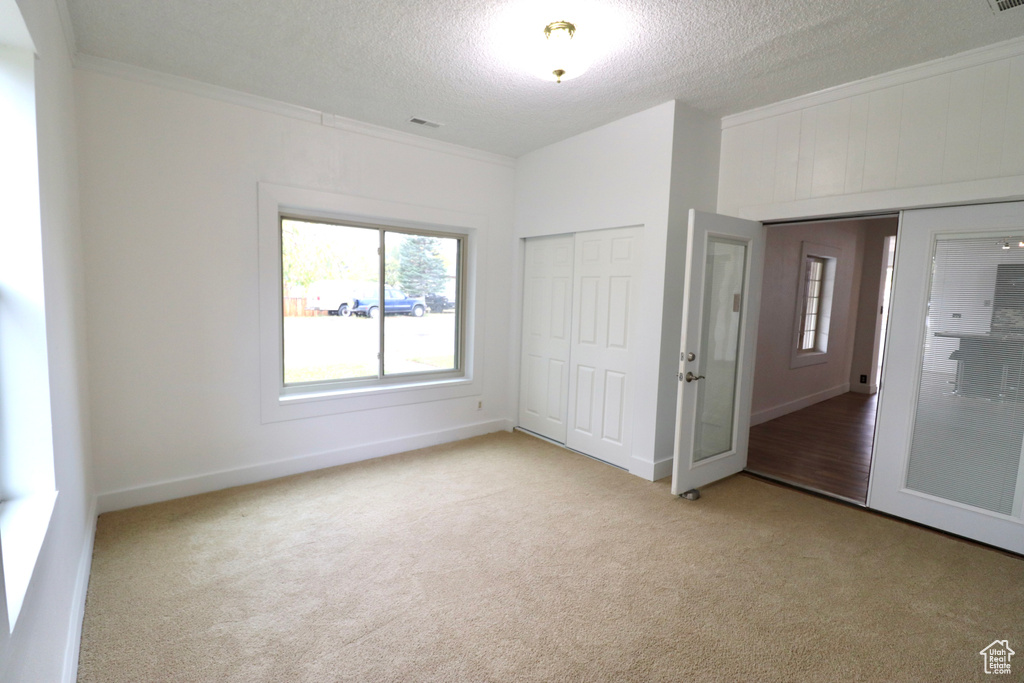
[869,202,1024,554]
[694,237,748,462]
[904,234,1024,517]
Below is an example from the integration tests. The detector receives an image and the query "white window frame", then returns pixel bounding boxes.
[0,10,58,637]
[790,242,839,368]
[279,216,467,394]
[258,182,482,423]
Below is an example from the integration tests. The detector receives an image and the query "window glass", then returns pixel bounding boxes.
[281,218,462,387]
[905,235,1024,516]
[282,219,380,383]
[799,256,826,351]
[383,232,460,376]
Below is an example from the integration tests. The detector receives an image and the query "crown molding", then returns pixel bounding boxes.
[53,0,76,63]
[75,54,322,122]
[74,53,516,169]
[722,35,1024,129]
[315,112,513,167]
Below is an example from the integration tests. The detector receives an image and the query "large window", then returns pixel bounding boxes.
[281,217,463,390]
[257,182,480,423]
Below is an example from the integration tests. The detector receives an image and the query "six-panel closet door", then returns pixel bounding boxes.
[518,227,643,470]
[518,234,575,443]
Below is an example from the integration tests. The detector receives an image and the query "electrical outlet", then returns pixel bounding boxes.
[860,375,867,384]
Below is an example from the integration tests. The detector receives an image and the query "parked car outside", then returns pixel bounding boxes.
[305,279,376,316]
[351,287,426,318]
[426,280,458,313]
[425,293,455,313]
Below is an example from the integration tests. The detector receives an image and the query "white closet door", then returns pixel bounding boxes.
[565,227,643,469]
[518,234,575,442]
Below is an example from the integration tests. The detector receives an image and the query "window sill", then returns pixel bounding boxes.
[791,350,829,368]
[281,374,471,404]
[264,374,478,423]
[0,490,57,631]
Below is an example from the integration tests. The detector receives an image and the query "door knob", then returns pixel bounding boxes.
[685,372,705,382]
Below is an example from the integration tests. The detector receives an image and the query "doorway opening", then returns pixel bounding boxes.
[744,215,898,504]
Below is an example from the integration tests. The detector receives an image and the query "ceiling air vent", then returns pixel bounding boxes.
[987,0,1024,12]
[409,117,442,128]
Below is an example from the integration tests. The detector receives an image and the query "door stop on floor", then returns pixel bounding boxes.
[680,489,701,501]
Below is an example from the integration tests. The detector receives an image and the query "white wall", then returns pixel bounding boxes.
[718,38,1024,222]
[75,69,516,510]
[656,104,722,462]
[514,100,720,479]
[1,0,94,680]
[848,218,898,393]
[750,220,866,424]
[514,102,674,478]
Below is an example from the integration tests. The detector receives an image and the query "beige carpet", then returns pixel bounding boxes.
[78,431,1024,682]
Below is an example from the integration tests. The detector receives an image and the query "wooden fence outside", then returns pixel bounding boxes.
[284,297,329,317]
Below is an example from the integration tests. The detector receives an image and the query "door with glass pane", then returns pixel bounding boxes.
[672,210,765,495]
[869,202,1024,554]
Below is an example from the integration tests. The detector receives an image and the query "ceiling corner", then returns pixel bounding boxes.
[53,0,78,64]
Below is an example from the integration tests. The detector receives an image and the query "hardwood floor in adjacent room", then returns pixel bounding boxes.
[746,392,878,504]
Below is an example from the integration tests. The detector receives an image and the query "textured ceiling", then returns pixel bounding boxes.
[66,0,1024,157]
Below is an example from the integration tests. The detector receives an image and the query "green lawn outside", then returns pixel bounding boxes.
[283,313,457,384]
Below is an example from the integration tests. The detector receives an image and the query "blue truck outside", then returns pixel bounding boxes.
[351,287,427,318]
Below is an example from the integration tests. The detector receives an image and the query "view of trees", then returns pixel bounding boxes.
[393,235,448,297]
[282,219,454,297]
[281,220,377,294]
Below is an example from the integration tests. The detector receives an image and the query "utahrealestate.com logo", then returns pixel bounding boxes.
[980,640,1015,675]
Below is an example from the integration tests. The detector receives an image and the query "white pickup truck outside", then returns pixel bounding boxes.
[304,279,376,316]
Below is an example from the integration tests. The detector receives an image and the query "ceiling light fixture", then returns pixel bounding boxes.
[488,1,629,83]
[544,21,576,83]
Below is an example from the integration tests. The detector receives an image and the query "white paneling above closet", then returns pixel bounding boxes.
[719,44,1024,219]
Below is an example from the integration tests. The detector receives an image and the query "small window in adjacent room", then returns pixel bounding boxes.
[791,242,839,368]
[799,256,826,351]
[280,216,464,392]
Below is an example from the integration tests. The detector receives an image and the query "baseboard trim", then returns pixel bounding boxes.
[62,498,97,683]
[750,383,850,426]
[96,419,514,513]
[849,383,878,395]
[630,456,674,482]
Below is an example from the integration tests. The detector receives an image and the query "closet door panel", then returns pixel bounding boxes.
[518,234,575,442]
[565,226,643,468]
